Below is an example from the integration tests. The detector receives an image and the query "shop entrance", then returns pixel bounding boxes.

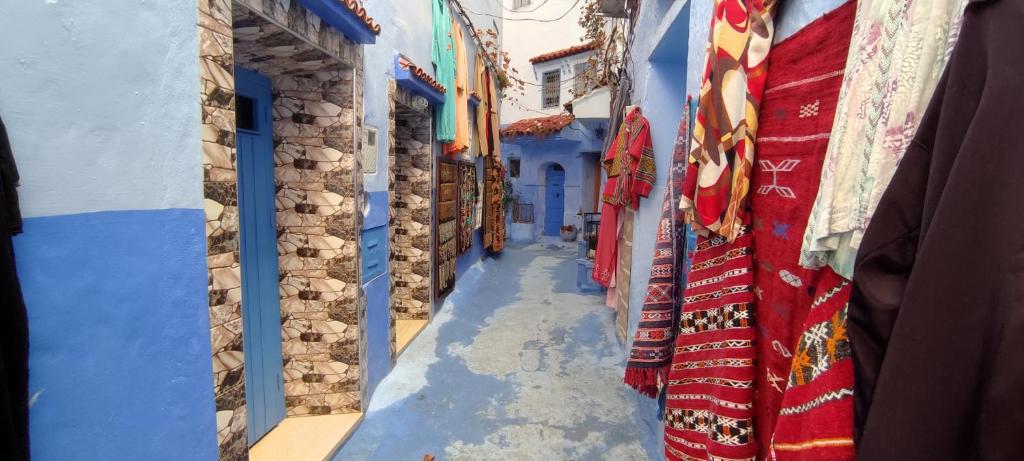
[388,87,433,358]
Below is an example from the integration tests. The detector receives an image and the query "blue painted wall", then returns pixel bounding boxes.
[360,0,501,400]
[16,210,217,460]
[623,0,857,346]
[0,2,215,459]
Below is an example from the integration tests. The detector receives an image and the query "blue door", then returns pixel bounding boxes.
[544,164,565,236]
[235,67,286,445]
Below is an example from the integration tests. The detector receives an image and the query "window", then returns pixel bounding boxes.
[236,95,256,131]
[573,62,595,96]
[513,0,532,8]
[509,158,521,178]
[542,70,561,108]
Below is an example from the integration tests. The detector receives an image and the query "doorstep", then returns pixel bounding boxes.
[395,319,428,356]
[250,412,363,461]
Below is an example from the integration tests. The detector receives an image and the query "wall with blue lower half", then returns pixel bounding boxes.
[0,2,216,460]
[501,120,607,242]
[622,0,856,347]
[359,0,501,398]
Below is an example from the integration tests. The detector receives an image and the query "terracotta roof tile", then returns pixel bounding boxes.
[500,113,575,139]
[529,42,598,64]
[340,0,381,35]
[399,57,447,94]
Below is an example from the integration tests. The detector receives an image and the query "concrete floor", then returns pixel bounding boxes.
[333,241,662,460]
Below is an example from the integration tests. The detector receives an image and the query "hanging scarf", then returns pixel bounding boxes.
[680,0,779,241]
[624,99,692,398]
[593,108,656,287]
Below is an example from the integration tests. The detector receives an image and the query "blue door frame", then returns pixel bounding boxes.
[235,66,286,445]
[544,165,565,236]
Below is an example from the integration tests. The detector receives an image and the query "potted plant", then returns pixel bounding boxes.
[560,224,578,242]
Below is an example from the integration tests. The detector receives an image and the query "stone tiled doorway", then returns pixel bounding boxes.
[387,84,433,359]
[199,0,366,458]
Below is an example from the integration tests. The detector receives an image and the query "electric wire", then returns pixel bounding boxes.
[461,0,582,22]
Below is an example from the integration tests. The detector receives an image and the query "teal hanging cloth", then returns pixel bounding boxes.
[432,0,456,143]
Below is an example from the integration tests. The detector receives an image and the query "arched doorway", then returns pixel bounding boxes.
[543,164,565,236]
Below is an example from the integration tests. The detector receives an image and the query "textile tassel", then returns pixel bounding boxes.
[624,367,661,398]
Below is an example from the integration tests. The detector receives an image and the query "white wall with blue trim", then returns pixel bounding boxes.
[359,0,503,399]
[0,2,215,460]
[623,0,851,351]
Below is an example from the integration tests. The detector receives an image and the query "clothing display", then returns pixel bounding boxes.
[614,208,633,342]
[445,16,470,155]
[436,159,458,297]
[624,99,692,398]
[679,0,780,241]
[473,52,501,159]
[799,0,967,279]
[592,107,655,288]
[0,116,28,461]
[747,3,856,459]
[431,0,456,143]
[664,229,756,461]
[457,161,476,255]
[849,0,1024,458]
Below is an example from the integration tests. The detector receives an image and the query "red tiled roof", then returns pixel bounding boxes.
[340,0,382,35]
[529,42,598,64]
[399,57,447,94]
[500,114,575,139]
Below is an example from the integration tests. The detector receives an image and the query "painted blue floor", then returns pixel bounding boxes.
[334,242,662,460]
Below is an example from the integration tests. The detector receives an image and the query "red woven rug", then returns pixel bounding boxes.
[748,2,857,460]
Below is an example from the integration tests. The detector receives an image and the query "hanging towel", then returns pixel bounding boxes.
[432,0,456,143]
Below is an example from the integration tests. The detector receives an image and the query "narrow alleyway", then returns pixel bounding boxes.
[334,243,661,460]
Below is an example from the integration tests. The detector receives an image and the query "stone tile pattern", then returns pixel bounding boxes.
[389,84,433,359]
[200,1,248,460]
[237,0,360,67]
[272,71,362,417]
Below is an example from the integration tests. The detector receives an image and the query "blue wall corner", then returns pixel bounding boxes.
[15,209,218,461]
[362,273,391,398]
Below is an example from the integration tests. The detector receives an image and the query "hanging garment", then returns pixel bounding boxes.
[679,0,780,241]
[445,16,470,155]
[799,0,967,279]
[473,53,501,159]
[624,100,692,398]
[0,116,28,461]
[850,0,1024,457]
[431,0,456,143]
[664,229,756,461]
[745,3,857,460]
[592,108,655,287]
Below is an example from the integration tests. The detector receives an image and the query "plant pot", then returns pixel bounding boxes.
[560,228,578,242]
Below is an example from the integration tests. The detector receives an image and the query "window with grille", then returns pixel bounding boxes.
[542,70,561,108]
[509,158,521,178]
[573,62,595,96]
[513,0,532,8]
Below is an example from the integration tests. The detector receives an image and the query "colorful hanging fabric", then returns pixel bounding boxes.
[679,0,780,242]
[798,0,967,279]
[745,3,857,459]
[483,156,505,252]
[664,229,756,461]
[592,107,655,288]
[624,99,692,398]
[445,16,470,155]
[431,0,456,143]
[473,53,501,159]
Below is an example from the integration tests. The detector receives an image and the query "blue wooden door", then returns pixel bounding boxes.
[544,165,565,236]
[235,67,286,445]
